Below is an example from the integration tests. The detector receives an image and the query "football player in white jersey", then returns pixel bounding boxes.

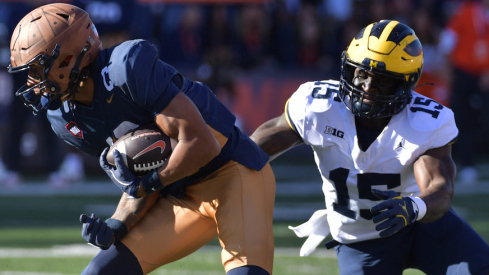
[252,20,489,274]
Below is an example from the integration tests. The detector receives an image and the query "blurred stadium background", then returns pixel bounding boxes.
[0,0,488,274]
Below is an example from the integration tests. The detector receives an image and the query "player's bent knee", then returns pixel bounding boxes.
[82,242,143,275]
[227,265,270,275]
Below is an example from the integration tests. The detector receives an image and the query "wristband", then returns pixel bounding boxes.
[141,170,163,195]
[105,218,128,242]
[410,196,427,221]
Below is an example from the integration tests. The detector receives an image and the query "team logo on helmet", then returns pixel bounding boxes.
[362,58,385,70]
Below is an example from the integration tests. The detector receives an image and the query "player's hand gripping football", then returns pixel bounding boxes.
[80,214,114,250]
[370,189,418,238]
[100,147,141,197]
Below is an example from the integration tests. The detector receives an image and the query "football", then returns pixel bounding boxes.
[106,125,176,176]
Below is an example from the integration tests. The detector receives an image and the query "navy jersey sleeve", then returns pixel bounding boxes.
[110,40,183,116]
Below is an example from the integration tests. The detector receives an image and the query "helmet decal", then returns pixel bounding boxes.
[362,58,386,70]
[354,27,366,40]
[370,20,391,39]
[404,39,423,57]
[385,23,415,43]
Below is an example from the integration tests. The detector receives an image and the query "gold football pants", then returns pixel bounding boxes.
[121,161,276,274]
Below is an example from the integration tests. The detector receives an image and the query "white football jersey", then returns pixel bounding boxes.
[286,80,458,243]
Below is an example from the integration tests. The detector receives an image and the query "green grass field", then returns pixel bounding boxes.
[0,228,423,275]
[0,182,487,274]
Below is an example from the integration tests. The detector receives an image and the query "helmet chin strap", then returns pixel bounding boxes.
[64,45,90,100]
[41,91,64,110]
[353,99,385,119]
[353,99,372,113]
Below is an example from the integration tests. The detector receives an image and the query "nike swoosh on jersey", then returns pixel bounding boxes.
[106,93,114,104]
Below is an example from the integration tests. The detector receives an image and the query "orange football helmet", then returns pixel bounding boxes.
[8,3,102,114]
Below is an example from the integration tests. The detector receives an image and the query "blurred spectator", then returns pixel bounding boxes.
[200,5,238,78]
[438,0,489,184]
[416,0,454,28]
[319,0,352,23]
[368,0,389,22]
[74,0,136,48]
[199,5,239,103]
[158,4,207,72]
[234,4,272,70]
[412,8,451,107]
[390,0,414,24]
[296,3,324,68]
[203,5,236,54]
[269,1,298,68]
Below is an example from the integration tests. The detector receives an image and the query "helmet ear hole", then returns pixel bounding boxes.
[58,55,73,68]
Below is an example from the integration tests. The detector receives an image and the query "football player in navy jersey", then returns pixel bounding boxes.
[8,3,275,275]
[252,20,489,274]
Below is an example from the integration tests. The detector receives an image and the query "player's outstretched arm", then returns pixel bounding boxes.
[250,113,303,161]
[413,143,456,223]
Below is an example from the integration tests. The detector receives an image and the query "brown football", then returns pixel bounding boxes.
[106,125,176,176]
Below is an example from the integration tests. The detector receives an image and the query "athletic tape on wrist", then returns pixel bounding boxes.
[105,218,128,242]
[141,169,163,195]
[410,196,427,221]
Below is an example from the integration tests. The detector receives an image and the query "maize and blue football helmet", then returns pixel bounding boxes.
[339,20,424,119]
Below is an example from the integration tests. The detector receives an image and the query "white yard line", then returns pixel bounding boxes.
[0,245,336,259]
[0,272,76,275]
[0,244,98,258]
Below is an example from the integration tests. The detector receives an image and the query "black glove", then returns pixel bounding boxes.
[100,148,163,198]
[100,148,141,197]
[80,213,115,250]
[370,189,418,238]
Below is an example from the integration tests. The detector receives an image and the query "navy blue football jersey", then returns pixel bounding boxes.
[47,39,268,187]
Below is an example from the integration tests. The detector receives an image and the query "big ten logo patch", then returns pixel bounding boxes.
[324,126,344,138]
